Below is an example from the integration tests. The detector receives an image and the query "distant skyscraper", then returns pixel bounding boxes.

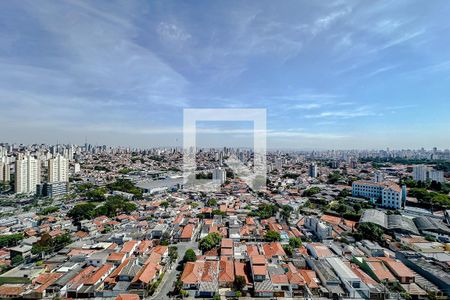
[275,158,282,171]
[309,163,318,178]
[48,154,69,183]
[15,154,41,194]
[212,167,226,184]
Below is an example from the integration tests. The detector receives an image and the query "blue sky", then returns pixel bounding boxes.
[1,0,450,149]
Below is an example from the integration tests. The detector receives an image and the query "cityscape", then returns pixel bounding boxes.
[1,1,450,300]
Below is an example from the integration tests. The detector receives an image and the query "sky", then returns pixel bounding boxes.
[1,0,450,149]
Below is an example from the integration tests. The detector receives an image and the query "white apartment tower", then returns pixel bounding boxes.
[48,154,69,183]
[413,165,445,183]
[15,154,41,194]
[212,167,226,184]
[413,165,428,182]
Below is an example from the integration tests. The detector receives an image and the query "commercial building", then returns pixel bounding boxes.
[36,182,68,198]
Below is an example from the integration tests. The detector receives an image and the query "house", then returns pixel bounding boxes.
[179,224,195,242]
[377,257,415,284]
[221,238,233,257]
[107,252,126,266]
[262,242,286,263]
[218,257,234,287]
[87,252,109,267]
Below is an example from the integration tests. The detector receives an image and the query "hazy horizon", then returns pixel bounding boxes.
[1,1,450,149]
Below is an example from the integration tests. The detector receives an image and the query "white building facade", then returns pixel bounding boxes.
[15,154,41,194]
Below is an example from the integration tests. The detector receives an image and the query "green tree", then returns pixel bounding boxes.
[0,233,24,248]
[264,230,281,242]
[199,232,222,252]
[11,255,24,266]
[68,202,96,221]
[160,201,169,211]
[303,187,321,197]
[183,248,197,262]
[206,198,218,207]
[169,246,178,263]
[234,275,246,290]
[289,237,302,248]
[357,222,384,243]
[328,171,341,184]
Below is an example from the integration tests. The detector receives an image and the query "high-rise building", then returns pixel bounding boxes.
[413,165,428,182]
[275,158,282,171]
[48,154,69,183]
[429,170,444,183]
[15,154,41,194]
[212,167,226,184]
[413,165,445,183]
[0,162,10,183]
[309,163,318,178]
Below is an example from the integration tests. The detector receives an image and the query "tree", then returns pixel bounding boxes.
[281,205,293,222]
[0,233,24,248]
[11,255,24,266]
[206,198,218,207]
[199,233,222,252]
[169,246,178,263]
[160,201,169,211]
[234,275,246,290]
[328,171,341,184]
[183,248,197,262]
[302,187,321,197]
[283,244,294,257]
[357,222,384,243]
[289,237,302,248]
[190,202,199,208]
[264,230,281,242]
[107,179,143,198]
[68,203,96,221]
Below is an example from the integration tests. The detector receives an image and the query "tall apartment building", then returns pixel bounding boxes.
[413,165,444,183]
[15,154,41,194]
[48,154,69,183]
[309,163,318,178]
[352,180,405,209]
[0,156,10,183]
[413,165,429,182]
[0,162,10,183]
[212,167,226,184]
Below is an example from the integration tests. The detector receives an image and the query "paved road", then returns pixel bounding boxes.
[149,241,198,299]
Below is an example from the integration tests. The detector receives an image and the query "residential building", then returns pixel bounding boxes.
[15,154,40,194]
[48,154,69,183]
[352,180,405,209]
[308,163,318,178]
[413,165,445,183]
[304,216,333,240]
[212,167,226,184]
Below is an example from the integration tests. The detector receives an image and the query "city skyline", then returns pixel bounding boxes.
[1,1,450,149]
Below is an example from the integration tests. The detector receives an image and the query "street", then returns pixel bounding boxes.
[149,240,198,299]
